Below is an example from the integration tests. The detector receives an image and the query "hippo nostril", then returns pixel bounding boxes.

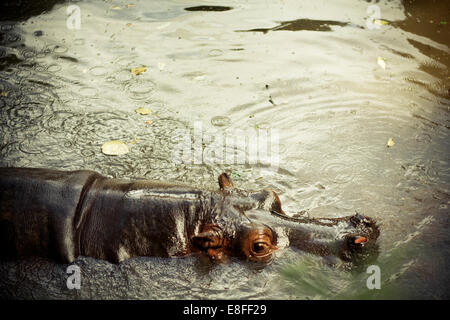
[354,236,367,244]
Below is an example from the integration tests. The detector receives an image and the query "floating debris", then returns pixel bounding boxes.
[101,140,129,156]
[111,5,121,10]
[135,107,152,115]
[145,120,153,125]
[373,19,389,26]
[269,95,276,105]
[377,56,386,69]
[131,66,147,75]
[386,137,395,147]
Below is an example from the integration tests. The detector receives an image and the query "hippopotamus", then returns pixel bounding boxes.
[0,167,379,267]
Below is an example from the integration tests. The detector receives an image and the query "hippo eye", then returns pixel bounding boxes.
[252,242,269,255]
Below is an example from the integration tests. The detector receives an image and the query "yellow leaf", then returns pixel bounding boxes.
[135,107,152,115]
[111,5,121,10]
[374,19,389,26]
[126,23,132,27]
[386,137,395,147]
[131,66,147,75]
[126,4,135,8]
[101,140,129,156]
[145,120,153,125]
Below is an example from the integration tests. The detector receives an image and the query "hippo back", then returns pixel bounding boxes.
[0,167,100,263]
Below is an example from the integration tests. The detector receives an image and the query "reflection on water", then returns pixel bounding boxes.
[239,19,358,33]
[0,0,449,299]
[184,6,233,12]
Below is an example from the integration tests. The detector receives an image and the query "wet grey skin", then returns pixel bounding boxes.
[0,167,379,267]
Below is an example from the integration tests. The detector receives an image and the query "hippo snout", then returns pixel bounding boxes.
[339,214,380,263]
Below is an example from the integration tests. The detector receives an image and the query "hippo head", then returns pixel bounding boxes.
[191,173,380,268]
[191,173,281,263]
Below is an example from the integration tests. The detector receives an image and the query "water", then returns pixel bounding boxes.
[0,0,449,299]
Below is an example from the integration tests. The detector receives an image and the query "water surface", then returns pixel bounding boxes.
[0,0,449,299]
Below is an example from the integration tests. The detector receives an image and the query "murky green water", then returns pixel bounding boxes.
[0,0,449,299]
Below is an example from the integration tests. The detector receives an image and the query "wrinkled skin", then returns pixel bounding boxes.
[0,167,379,267]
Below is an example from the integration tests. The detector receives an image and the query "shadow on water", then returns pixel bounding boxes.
[0,0,65,21]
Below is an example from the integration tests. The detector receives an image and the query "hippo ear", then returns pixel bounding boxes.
[250,190,285,214]
[271,191,285,215]
[218,173,233,190]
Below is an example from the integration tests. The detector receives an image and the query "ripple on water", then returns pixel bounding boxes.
[0,24,14,32]
[211,116,231,127]
[45,44,68,54]
[208,49,223,57]
[47,64,61,73]
[112,70,133,82]
[114,54,138,67]
[74,39,85,45]
[89,66,109,76]
[18,134,62,156]
[321,161,356,185]
[8,103,46,129]
[79,87,98,97]
[125,79,155,100]
[44,111,78,133]
[6,32,21,44]
[21,49,36,59]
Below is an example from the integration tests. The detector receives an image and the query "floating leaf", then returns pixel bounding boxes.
[101,140,129,156]
[131,66,147,75]
[373,19,389,26]
[126,4,135,8]
[145,120,153,125]
[386,137,395,147]
[135,107,152,115]
[377,56,386,69]
[111,5,121,10]
[126,23,132,27]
